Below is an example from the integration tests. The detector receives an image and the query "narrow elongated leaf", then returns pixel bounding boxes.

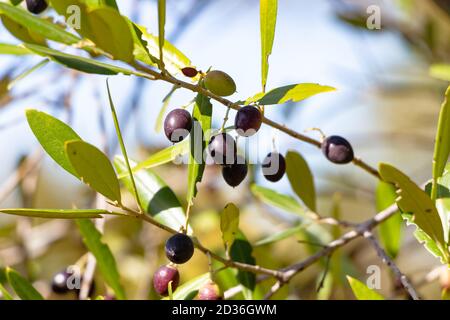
[0,283,13,300]
[76,219,126,299]
[230,231,256,299]
[66,140,121,203]
[249,83,335,105]
[137,24,191,75]
[8,59,48,90]
[285,150,316,211]
[376,181,402,258]
[0,3,80,44]
[26,109,81,177]
[157,0,166,68]
[85,7,134,62]
[347,276,384,300]
[430,64,450,81]
[1,15,46,45]
[0,208,114,219]
[0,43,30,55]
[436,199,450,244]
[155,85,178,133]
[260,0,277,91]
[24,44,143,76]
[6,268,43,300]
[126,139,189,175]
[162,273,210,300]
[114,156,191,233]
[220,203,239,251]
[432,86,450,200]
[250,184,307,217]
[186,93,212,204]
[379,163,447,260]
[255,224,303,246]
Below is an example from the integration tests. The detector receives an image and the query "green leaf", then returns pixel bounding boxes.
[162,273,210,300]
[376,181,402,259]
[230,231,256,299]
[157,0,166,68]
[137,24,191,75]
[432,86,450,200]
[85,7,134,62]
[0,208,114,219]
[0,43,30,55]
[249,83,336,105]
[114,156,191,233]
[260,0,277,91]
[23,44,143,76]
[26,109,81,177]
[285,150,316,211]
[255,224,303,246]
[6,267,43,300]
[436,198,450,244]
[186,93,212,204]
[379,163,447,261]
[250,184,307,217]
[430,64,450,81]
[7,59,48,90]
[76,219,126,299]
[220,203,240,251]
[155,85,178,133]
[0,283,13,300]
[65,140,121,202]
[347,276,384,300]
[125,139,189,175]
[0,3,80,44]
[1,15,46,45]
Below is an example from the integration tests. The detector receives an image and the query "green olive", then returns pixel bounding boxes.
[204,70,236,97]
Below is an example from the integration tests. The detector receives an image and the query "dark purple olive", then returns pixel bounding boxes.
[153,265,180,296]
[181,67,198,78]
[51,269,95,297]
[198,281,223,300]
[321,135,354,164]
[165,233,194,264]
[26,0,48,14]
[262,152,286,182]
[208,133,237,165]
[164,109,192,143]
[222,155,248,187]
[235,106,262,137]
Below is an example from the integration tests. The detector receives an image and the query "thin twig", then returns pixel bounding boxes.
[364,231,420,300]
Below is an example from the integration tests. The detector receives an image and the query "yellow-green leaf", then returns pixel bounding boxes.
[1,15,46,45]
[253,83,336,105]
[162,273,210,300]
[347,276,384,300]
[157,0,166,68]
[0,208,114,219]
[0,43,31,55]
[260,0,277,91]
[379,163,446,258]
[432,86,450,200]
[430,64,450,81]
[376,181,402,258]
[285,150,316,211]
[220,203,239,251]
[6,267,43,300]
[66,140,121,203]
[26,109,81,177]
[76,219,126,299]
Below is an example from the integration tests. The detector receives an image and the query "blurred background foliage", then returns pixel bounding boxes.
[0,0,450,299]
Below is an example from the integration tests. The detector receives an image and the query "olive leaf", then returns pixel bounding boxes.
[26,109,81,177]
[6,267,44,300]
[376,181,402,259]
[285,150,316,211]
[430,64,450,81]
[347,276,384,300]
[76,219,126,300]
[162,273,210,300]
[230,231,256,300]
[0,208,116,219]
[260,0,278,91]
[431,86,450,200]
[186,92,212,204]
[66,140,122,203]
[379,163,448,262]
[220,203,240,252]
[157,0,166,68]
[0,43,31,55]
